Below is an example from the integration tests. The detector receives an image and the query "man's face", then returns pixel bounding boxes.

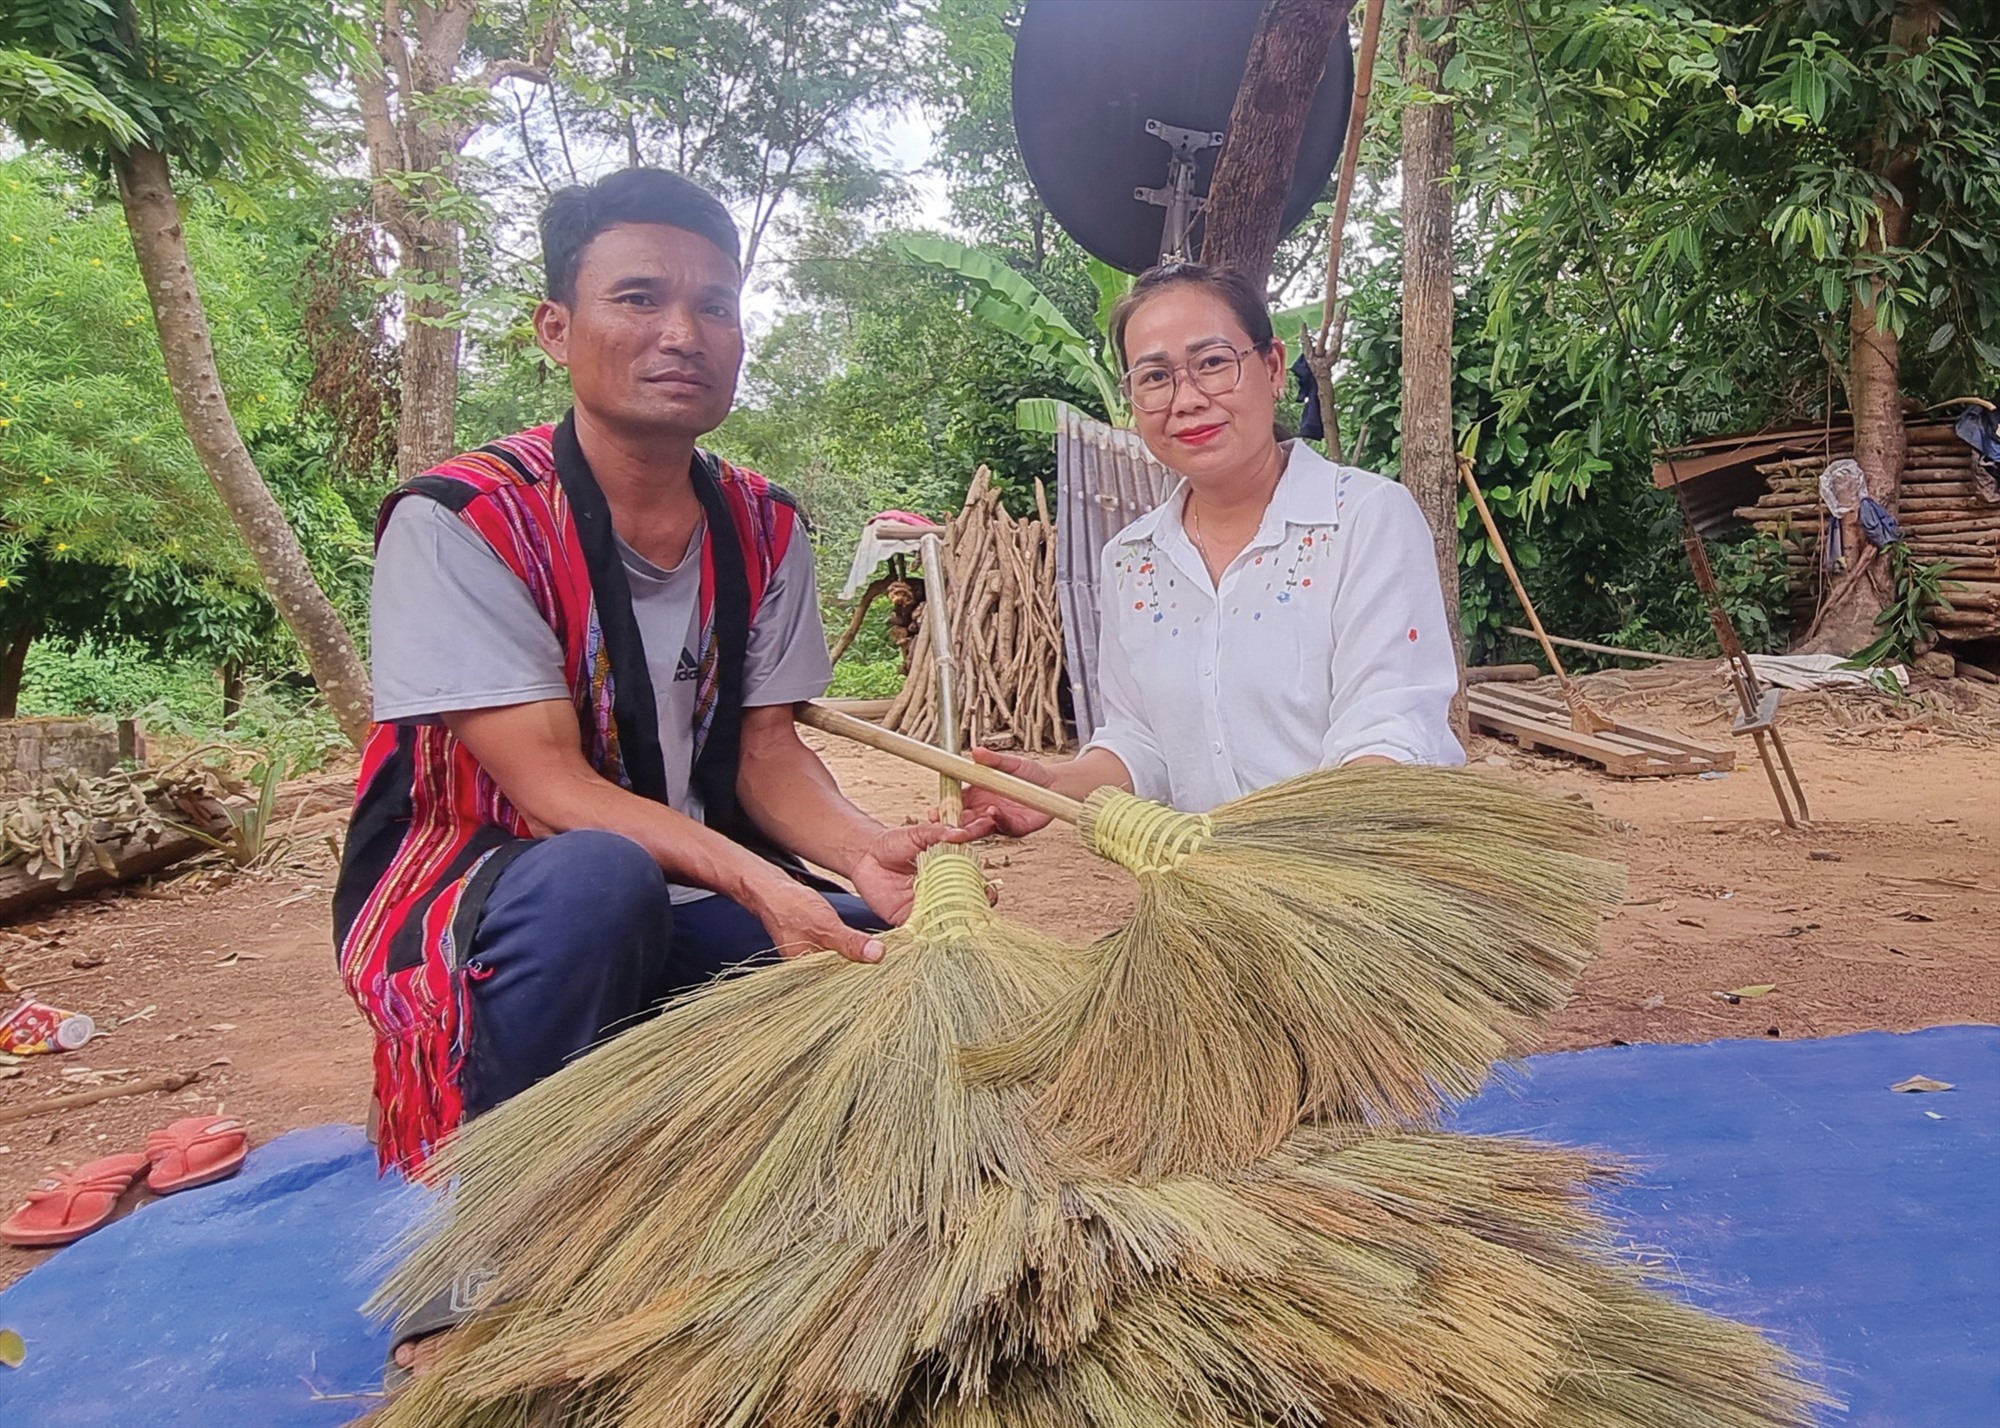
[534,222,743,439]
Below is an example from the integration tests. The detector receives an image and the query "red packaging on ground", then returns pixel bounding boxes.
[0,1000,95,1055]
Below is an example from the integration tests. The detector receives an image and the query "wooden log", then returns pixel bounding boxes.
[817,697,895,722]
[1465,664,1543,684]
[0,799,234,922]
[0,1067,207,1126]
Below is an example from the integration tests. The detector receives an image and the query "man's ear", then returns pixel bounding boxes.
[533,298,571,368]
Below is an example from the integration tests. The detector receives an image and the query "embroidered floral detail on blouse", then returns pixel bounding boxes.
[1270,522,1335,608]
[1114,540,1169,623]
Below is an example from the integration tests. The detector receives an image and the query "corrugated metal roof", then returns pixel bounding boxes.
[1652,420,1961,538]
[1054,405,1177,737]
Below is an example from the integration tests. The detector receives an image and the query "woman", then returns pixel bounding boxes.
[967,262,1463,832]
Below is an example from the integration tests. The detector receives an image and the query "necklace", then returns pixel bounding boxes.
[1189,502,1210,563]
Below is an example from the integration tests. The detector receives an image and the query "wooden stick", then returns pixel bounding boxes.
[1465,663,1545,684]
[828,572,894,664]
[1501,627,1695,665]
[1461,460,1615,732]
[1313,0,1386,356]
[0,1068,205,1126]
[799,704,1085,824]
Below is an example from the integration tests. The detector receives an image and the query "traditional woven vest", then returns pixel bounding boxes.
[332,414,802,1170]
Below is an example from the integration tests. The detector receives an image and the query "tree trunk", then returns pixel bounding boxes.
[220,660,245,727]
[1201,0,1347,291]
[0,622,38,721]
[357,0,562,479]
[112,145,374,747]
[397,225,463,476]
[1801,0,1942,656]
[1399,0,1467,740]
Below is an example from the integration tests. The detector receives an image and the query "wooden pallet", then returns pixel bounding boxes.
[1468,684,1734,777]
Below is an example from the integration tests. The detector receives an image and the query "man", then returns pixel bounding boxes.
[333,168,982,1177]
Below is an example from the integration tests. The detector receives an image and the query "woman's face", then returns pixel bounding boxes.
[1121,284,1286,483]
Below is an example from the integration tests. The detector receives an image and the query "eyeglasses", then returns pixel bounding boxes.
[1120,345,1261,413]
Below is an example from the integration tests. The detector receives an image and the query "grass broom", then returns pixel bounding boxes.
[798,704,1624,1180]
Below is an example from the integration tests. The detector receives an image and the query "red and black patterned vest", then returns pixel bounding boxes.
[332,414,803,1171]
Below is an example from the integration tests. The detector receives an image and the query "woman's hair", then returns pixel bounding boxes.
[1108,261,1275,370]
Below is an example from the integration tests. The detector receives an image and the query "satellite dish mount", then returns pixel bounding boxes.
[1133,119,1225,264]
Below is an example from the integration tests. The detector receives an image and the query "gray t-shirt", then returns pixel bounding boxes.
[370,497,834,900]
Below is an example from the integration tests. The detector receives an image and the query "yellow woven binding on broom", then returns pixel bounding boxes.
[1082,787,1215,876]
[906,846,993,937]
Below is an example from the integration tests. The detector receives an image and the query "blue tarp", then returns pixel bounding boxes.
[1,1025,1994,1425]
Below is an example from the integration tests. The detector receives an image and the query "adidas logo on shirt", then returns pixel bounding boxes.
[674,648,700,682]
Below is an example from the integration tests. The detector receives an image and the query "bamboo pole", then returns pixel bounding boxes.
[800,704,1084,824]
[1460,459,1614,732]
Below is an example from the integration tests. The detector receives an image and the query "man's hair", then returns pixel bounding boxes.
[539,168,740,302]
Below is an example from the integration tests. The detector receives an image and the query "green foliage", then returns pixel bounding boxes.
[559,0,917,274]
[826,600,908,698]
[1331,213,1793,663]
[0,0,348,177]
[1455,0,2000,436]
[889,233,1126,427]
[0,46,140,145]
[710,224,1100,589]
[1849,544,1954,668]
[17,639,348,771]
[0,157,370,666]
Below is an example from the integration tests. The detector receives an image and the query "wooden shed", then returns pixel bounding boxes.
[1655,419,2000,642]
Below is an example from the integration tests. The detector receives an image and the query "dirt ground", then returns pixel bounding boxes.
[0,675,1995,1287]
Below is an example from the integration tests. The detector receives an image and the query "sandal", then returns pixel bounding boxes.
[1,1152,150,1248]
[385,1264,500,1390]
[144,1115,248,1195]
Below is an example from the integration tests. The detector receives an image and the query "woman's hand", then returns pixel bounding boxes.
[961,749,1061,838]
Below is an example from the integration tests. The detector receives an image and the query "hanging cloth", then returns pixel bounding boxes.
[1817,458,1868,570]
[1953,405,2000,505]
[1291,352,1325,441]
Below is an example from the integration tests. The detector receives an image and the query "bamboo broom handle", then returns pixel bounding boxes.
[798,704,1085,825]
[1459,457,1576,687]
[918,532,964,824]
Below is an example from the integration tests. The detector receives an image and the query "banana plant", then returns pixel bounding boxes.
[888,233,1129,434]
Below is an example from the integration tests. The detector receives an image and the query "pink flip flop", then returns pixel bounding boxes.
[1,1152,150,1248]
[143,1116,247,1195]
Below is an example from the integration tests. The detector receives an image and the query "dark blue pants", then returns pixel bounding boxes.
[460,829,881,1115]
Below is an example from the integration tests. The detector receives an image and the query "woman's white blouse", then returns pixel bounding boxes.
[1082,440,1466,813]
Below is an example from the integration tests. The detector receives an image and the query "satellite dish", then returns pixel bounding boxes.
[1012,0,1355,275]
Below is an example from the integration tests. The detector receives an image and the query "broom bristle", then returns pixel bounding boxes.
[363,848,1085,1428]
[965,766,1624,1179]
[898,1128,1820,1428]
[365,1104,1820,1428]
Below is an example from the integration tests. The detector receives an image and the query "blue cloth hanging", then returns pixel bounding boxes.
[1858,495,1902,548]
[1954,406,2000,503]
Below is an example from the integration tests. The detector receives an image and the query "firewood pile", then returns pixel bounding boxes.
[883,466,1069,753]
[1734,423,2000,640]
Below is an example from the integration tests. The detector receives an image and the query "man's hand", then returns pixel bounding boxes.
[747,875,890,964]
[849,817,995,925]
[745,818,991,964]
[962,749,1061,838]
